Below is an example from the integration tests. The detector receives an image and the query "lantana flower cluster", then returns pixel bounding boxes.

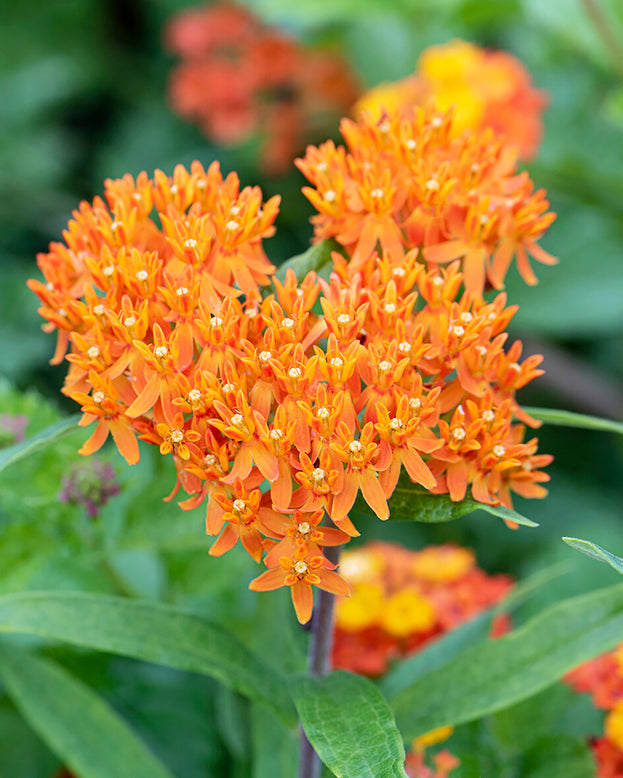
[165,1,360,174]
[332,542,513,675]
[566,646,623,776]
[332,542,513,777]
[355,39,547,160]
[29,108,552,624]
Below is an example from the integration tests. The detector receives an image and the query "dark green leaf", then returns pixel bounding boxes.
[388,580,623,739]
[524,407,623,435]
[274,239,339,283]
[519,734,594,778]
[379,477,537,526]
[0,415,82,473]
[292,671,407,778]
[563,536,623,574]
[0,645,174,778]
[0,591,295,725]
[251,703,298,778]
[490,684,577,755]
[0,703,59,778]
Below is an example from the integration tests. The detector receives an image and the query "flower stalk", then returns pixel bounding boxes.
[297,543,341,778]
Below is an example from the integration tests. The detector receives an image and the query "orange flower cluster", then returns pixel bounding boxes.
[355,39,547,160]
[29,109,552,624]
[165,1,359,174]
[332,542,511,777]
[298,107,557,296]
[565,646,623,776]
[332,542,513,675]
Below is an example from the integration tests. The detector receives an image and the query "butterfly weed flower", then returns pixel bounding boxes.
[29,108,554,623]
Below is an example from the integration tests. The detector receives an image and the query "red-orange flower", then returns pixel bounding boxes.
[165,1,359,174]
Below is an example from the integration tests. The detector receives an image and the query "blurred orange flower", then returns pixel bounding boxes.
[565,644,623,775]
[165,2,360,174]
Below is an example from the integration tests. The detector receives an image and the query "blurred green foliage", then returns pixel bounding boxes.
[2,0,623,775]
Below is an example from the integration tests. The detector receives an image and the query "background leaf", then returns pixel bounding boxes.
[563,536,623,574]
[0,414,82,473]
[388,580,623,739]
[0,645,175,778]
[518,734,595,778]
[525,407,623,435]
[0,591,295,724]
[292,671,408,778]
[251,702,298,778]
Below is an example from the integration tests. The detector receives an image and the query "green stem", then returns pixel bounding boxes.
[297,544,341,778]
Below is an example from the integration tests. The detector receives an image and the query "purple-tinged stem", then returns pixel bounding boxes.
[297,543,341,778]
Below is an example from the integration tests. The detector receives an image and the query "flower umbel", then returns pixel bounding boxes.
[29,109,553,624]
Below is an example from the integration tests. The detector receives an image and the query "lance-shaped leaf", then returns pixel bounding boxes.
[563,536,623,574]
[0,414,81,473]
[354,477,537,526]
[0,645,175,778]
[524,406,623,435]
[274,239,339,283]
[388,580,623,740]
[0,591,295,724]
[292,671,408,778]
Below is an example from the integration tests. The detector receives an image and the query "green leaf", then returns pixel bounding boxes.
[0,414,82,473]
[251,703,298,778]
[524,407,623,435]
[490,684,578,756]
[274,239,339,283]
[376,477,538,526]
[388,580,623,739]
[0,645,174,778]
[563,536,623,574]
[0,703,59,778]
[292,671,408,778]
[0,591,295,725]
[519,734,595,778]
